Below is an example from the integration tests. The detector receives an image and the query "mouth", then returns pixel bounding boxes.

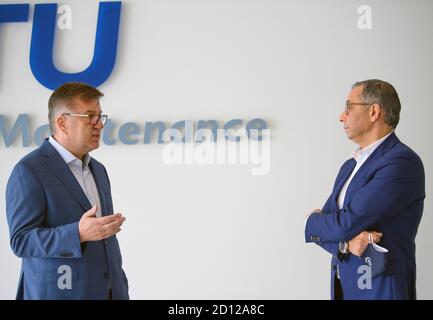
[92,133,101,139]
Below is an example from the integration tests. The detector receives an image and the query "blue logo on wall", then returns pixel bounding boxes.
[0,1,121,90]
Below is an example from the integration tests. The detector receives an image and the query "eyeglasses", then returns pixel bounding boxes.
[62,113,108,125]
[344,101,372,114]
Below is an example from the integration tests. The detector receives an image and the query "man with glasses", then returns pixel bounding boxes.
[6,82,129,299]
[305,79,425,299]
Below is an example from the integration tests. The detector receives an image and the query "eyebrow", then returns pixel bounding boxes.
[84,110,103,114]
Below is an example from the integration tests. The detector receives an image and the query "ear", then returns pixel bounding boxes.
[56,115,68,134]
[369,103,381,122]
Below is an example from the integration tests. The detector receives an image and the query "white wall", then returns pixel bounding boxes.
[0,0,432,299]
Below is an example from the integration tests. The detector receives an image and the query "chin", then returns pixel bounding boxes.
[88,142,100,152]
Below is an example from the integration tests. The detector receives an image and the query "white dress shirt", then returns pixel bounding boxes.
[337,132,393,209]
[48,136,102,217]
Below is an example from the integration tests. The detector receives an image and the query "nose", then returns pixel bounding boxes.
[339,111,347,123]
[94,118,104,129]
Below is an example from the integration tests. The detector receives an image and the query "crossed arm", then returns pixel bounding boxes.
[307,209,382,258]
[305,153,424,259]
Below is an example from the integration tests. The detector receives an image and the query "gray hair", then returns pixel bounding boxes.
[352,79,401,129]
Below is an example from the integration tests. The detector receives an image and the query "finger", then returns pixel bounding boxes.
[373,231,383,238]
[103,218,125,230]
[83,205,98,217]
[111,227,121,235]
[373,232,382,242]
[99,213,122,224]
[102,227,122,240]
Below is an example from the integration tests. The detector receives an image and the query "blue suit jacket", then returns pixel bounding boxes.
[305,133,425,300]
[6,139,129,300]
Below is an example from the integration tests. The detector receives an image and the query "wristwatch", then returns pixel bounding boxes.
[338,241,349,254]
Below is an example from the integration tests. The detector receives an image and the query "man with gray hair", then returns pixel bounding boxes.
[6,82,129,299]
[305,79,425,299]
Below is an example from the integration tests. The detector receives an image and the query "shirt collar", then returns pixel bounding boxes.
[352,131,393,162]
[48,136,91,167]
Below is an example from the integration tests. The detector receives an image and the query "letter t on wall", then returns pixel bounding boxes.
[0,4,29,23]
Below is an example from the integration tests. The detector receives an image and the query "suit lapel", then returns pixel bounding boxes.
[333,159,356,207]
[41,139,92,211]
[343,132,399,207]
[88,160,108,217]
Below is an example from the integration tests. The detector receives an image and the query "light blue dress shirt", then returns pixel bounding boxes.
[48,136,102,217]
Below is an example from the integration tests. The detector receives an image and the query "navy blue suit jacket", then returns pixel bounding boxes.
[6,139,129,299]
[305,133,425,299]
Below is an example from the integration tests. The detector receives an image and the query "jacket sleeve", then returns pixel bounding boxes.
[317,242,337,255]
[6,162,83,258]
[306,204,348,261]
[305,153,425,243]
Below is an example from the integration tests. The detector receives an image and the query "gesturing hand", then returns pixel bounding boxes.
[78,205,126,243]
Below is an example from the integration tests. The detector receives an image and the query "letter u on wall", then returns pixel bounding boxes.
[30,1,121,90]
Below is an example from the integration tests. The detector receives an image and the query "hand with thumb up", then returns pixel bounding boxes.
[78,205,126,243]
